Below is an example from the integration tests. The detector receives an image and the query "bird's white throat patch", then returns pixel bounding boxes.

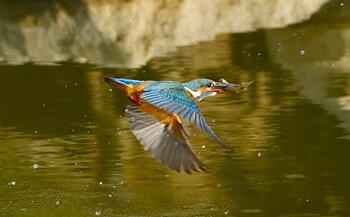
[184,86,202,98]
[184,87,217,100]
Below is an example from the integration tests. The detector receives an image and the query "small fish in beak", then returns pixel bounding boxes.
[218,78,255,93]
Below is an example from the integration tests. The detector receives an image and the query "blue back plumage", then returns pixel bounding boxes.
[143,81,198,111]
[143,81,182,91]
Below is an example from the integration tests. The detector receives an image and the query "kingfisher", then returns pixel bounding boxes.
[105,77,254,174]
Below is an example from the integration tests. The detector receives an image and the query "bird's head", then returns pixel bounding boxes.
[182,78,242,101]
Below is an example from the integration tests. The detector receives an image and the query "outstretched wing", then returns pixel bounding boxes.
[141,82,232,150]
[126,104,205,174]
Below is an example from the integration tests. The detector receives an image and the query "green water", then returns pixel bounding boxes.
[1,13,350,217]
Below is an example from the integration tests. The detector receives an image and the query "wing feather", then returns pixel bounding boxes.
[126,105,205,173]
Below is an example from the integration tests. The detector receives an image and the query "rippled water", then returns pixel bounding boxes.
[1,19,350,217]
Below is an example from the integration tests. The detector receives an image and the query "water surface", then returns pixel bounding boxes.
[1,13,350,217]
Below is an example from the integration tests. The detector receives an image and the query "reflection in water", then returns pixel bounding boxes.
[0,0,328,67]
[1,5,350,217]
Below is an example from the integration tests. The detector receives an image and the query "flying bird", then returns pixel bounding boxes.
[105,77,253,174]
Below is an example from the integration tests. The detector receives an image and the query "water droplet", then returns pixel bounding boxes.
[241,209,263,214]
[34,131,38,134]
[224,210,229,215]
[99,182,103,185]
[286,174,305,179]
[32,163,39,169]
[300,50,305,56]
[340,2,344,6]
[9,181,16,185]
[95,211,101,216]
[109,89,112,92]
[257,152,262,157]
[202,145,206,149]
[131,116,135,121]
[56,201,60,205]
[125,108,128,112]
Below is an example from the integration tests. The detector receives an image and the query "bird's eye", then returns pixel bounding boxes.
[207,82,213,87]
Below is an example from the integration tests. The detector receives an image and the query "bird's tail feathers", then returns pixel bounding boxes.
[114,78,144,85]
[105,77,144,95]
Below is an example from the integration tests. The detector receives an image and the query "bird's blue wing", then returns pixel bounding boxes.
[141,82,232,150]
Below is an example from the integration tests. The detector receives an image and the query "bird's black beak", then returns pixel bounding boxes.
[214,79,255,93]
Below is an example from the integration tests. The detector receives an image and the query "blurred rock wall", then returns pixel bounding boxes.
[0,0,328,68]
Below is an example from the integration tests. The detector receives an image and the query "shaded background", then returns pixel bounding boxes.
[1,0,350,216]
